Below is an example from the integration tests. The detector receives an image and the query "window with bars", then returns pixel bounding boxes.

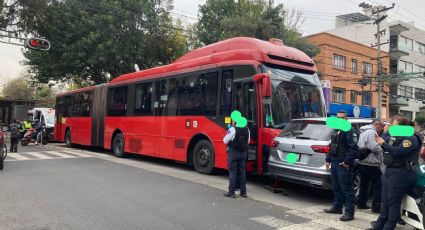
[351,59,357,73]
[362,91,371,105]
[362,62,373,76]
[333,54,346,70]
[350,91,357,104]
[332,87,345,103]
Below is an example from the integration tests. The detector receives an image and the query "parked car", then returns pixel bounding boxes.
[267,117,372,194]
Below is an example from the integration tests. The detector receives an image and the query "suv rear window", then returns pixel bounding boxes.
[278,120,334,141]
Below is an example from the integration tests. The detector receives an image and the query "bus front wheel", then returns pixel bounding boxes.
[112,133,126,158]
[193,140,215,175]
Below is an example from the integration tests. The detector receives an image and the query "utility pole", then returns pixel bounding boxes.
[371,3,394,119]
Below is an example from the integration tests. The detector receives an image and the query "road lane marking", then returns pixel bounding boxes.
[7,153,32,160]
[25,152,52,159]
[59,150,91,157]
[277,221,330,230]
[45,151,75,158]
[250,216,293,228]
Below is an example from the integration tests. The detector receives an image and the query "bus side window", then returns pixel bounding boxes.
[220,70,233,116]
[166,78,178,116]
[154,80,166,116]
[199,72,218,116]
[108,86,128,116]
[134,82,153,116]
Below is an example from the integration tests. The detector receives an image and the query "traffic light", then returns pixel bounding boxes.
[26,37,50,51]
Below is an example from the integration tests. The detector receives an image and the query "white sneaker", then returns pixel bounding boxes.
[35,142,38,145]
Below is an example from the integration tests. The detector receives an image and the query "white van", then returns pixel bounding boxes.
[29,108,55,141]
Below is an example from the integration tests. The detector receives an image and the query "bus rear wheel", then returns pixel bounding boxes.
[193,140,215,174]
[65,130,73,148]
[112,133,126,158]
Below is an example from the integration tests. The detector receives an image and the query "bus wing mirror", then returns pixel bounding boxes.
[254,73,271,97]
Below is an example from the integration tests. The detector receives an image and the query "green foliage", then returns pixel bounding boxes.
[33,84,56,107]
[1,76,34,100]
[22,0,188,84]
[194,0,319,57]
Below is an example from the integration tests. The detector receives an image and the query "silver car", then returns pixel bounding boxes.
[268,117,372,190]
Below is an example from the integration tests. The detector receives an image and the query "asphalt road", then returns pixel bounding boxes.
[0,144,313,230]
[0,141,415,230]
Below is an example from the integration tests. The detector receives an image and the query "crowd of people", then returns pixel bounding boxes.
[8,118,46,152]
[324,111,423,230]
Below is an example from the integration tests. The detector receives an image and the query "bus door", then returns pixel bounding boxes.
[55,98,64,141]
[91,84,107,148]
[233,80,258,172]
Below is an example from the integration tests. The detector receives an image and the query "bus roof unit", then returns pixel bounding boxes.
[111,37,316,84]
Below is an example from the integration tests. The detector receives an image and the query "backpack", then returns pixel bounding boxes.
[10,123,19,138]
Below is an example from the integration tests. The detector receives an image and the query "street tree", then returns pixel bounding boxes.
[194,0,319,57]
[22,0,188,84]
[1,76,34,100]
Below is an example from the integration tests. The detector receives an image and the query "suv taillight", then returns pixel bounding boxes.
[311,145,330,154]
[271,140,279,148]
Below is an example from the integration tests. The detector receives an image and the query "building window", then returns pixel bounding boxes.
[399,85,413,98]
[400,110,413,120]
[333,54,346,70]
[390,85,397,97]
[362,91,371,105]
[399,60,413,74]
[417,42,425,54]
[400,36,413,51]
[390,59,398,74]
[362,62,373,76]
[416,64,425,73]
[332,87,345,103]
[416,88,425,101]
[350,91,357,104]
[351,59,357,73]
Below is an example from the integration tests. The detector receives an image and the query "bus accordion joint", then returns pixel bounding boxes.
[253,73,271,97]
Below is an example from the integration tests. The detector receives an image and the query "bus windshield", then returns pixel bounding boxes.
[263,65,326,129]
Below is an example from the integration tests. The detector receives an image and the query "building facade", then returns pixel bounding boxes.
[306,33,390,118]
[326,12,425,120]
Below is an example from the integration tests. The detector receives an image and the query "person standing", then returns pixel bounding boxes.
[368,116,422,230]
[357,119,385,213]
[34,117,46,145]
[324,110,359,221]
[9,119,20,152]
[223,116,250,198]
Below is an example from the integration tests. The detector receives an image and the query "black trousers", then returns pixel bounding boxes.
[358,164,382,209]
[10,137,18,152]
[227,148,247,195]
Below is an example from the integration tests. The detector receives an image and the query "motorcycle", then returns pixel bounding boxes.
[21,127,48,146]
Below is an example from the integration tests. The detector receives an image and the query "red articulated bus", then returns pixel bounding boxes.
[54,37,326,175]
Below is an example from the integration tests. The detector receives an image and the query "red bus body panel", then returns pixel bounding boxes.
[103,116,228,169]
